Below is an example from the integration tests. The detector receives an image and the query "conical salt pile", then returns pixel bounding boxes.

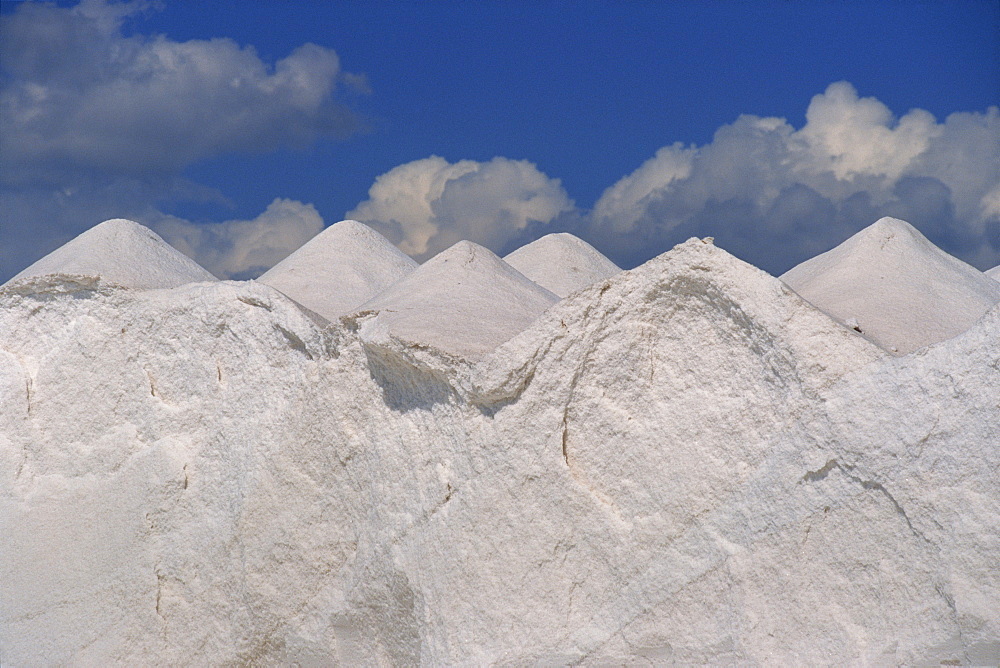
[1,223,997,666]
[780,217,1000,353]
[257,220,418,321]
[503,232,621,298]
[359,240,558,359]
[3,219,217,290]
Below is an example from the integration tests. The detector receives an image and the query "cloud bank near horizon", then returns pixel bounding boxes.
[0,0,364,280]
[346,82,998,274]
[346,156,575,262]
[154,198,324,280]
[585,82,1000,272]
[2,1,997,280]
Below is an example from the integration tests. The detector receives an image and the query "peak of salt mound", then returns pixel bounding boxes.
[481,236,884,402]
[3,219,216,290]
[987,265,1000,282]
[503,232,621,298]
[780,217,1000,354]
[257,220,417,321]
[358,240,558,360]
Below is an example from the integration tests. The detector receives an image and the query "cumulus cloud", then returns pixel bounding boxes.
[588,82,1000,273]
[0,0,362,185]
[347,156,575,260]
[154,199,324,280]
[0,0,362,281]
[591,143,696,234]
[794,82,941,181]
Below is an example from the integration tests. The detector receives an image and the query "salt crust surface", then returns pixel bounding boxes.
[2,218,218,290]
[357,240,559,361]
[781,217,1000,354]
[1,226,998,665]
[503,232,621,298]
[257,219,418,321]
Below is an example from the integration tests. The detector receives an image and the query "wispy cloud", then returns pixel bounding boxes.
[0,0,361,184]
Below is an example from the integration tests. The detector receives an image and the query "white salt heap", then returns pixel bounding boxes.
[987,264,1000,281]
[356,240,558,360]
[1,219,998,666]
[503,232,621,297]
[257,219,417,321]
[781,216,1000,354]
[2,218,217,290]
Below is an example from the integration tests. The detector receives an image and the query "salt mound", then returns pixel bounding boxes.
[357,240,558,360]
[987,265,1000,281]
[3,219,217,290]
[503,232,621,297]
[780,217,1000,354]
[1,235,997,665]
[257,220,417,321]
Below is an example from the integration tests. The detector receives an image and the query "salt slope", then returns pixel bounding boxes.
[781,216,1000,354]
[503,232,621,298]
[257,220,417,321]
[454,242,998,664]
[1,239,997,665]
[987,264,1000,281]
[3,219,217,290]
[356,240,558,361]
[0,277,354,665]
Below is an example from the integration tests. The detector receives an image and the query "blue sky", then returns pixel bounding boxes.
[1,0,998,282]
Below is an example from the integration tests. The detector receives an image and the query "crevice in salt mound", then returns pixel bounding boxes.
[800,458,929,544]
[361,341,458,412]
[2,219,217,290]
[503,232,621,298]
[781,217,1000,354]
[257,220,417,322]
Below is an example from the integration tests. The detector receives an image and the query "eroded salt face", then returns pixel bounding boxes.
[503,232,621,298]
[3,218,218,290]
[1,221,997,666]
[257,219,418,322]
[781,216,1000,354]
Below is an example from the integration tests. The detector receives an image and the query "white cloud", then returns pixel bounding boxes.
[0,0,361,185]
[0,0,364,281]
[794,81,941,181]
[981,187,1000,220]
[588,82,1000,273]
[347,156,574,260]
[590,143,695,234]
[154,198,324,280]
[909,109,1000,230]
